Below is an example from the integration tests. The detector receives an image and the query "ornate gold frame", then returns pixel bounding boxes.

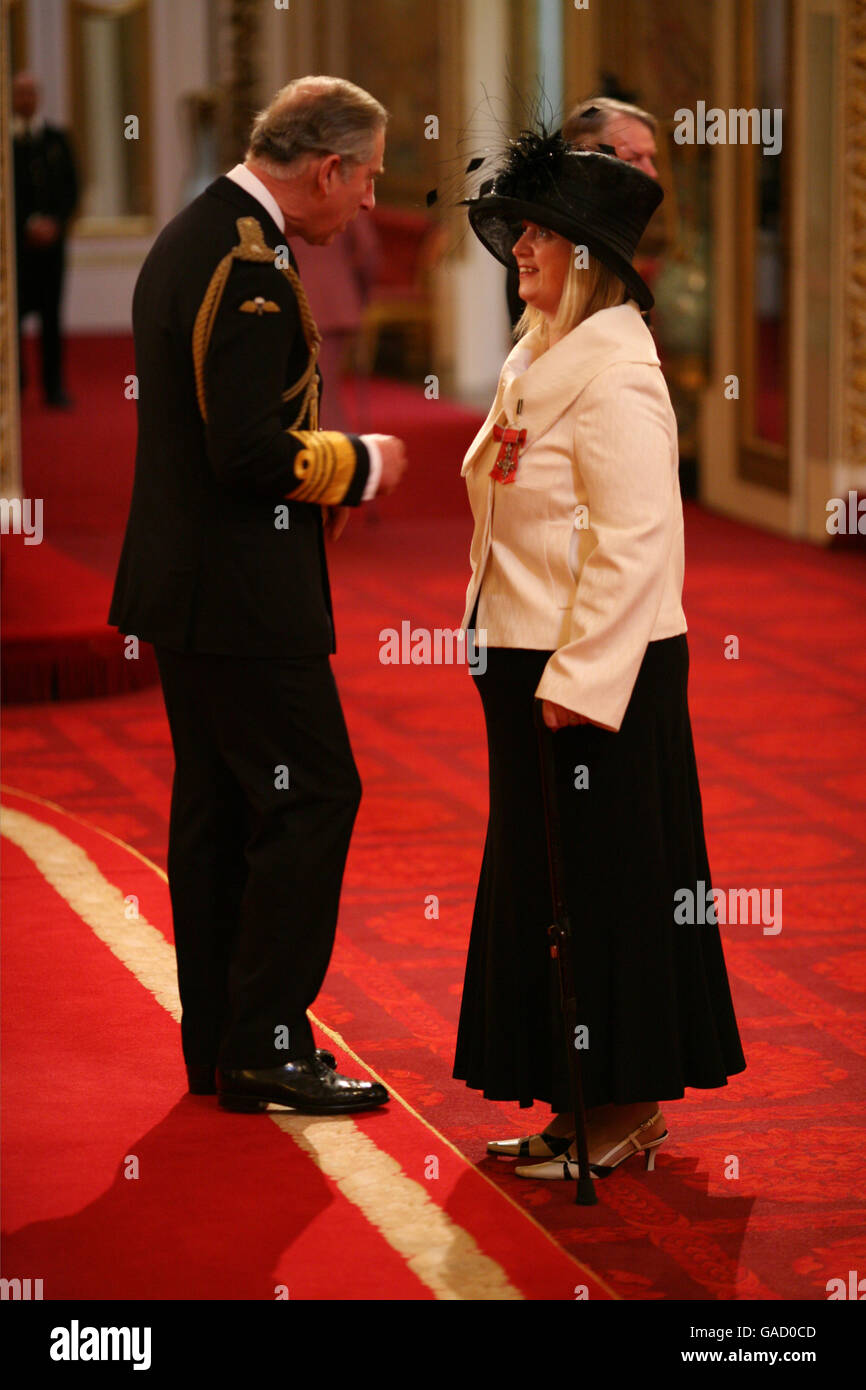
[736,0,792,494]
[7,0,27,70]
[1,0,22,499]
[843,0,865,466]
[67,0,154,237]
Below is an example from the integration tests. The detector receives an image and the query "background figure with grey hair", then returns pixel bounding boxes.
[109,76,407,1116]
[506,97,659,325]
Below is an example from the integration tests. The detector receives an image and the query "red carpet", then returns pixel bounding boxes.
[2,337,483,702]
[3,337,866,1300]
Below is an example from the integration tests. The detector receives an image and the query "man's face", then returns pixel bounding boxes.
[12,74,39,120]
[308,126,385,244]
[601,116,658,179]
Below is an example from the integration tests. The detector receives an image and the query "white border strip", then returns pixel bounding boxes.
[2,805,522,1301]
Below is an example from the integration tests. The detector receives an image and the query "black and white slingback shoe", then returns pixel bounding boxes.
[514,1110,668,1179]
[487,1131,575,1159]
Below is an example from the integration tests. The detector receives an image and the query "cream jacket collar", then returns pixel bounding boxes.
[461,301,659,474]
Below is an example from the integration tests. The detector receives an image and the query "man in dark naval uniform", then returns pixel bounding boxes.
[109,76,407,1114]
[12,71,79,407]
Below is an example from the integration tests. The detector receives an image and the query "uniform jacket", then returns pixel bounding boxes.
[461,301,687,731]
[108,175,371,656]
[13,121,78,245]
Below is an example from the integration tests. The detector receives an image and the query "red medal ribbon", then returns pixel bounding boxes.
[490,422,527,484]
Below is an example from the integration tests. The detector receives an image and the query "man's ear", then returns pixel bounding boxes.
[316,153,343,194]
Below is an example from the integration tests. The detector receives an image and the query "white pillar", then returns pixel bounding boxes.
[449,0,511,406]
[80,20,125,219]
[536,0,564,121]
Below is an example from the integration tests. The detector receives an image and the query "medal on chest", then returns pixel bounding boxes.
[490,400,527,485]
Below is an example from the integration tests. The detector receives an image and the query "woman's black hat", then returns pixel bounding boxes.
[464,129,663,312]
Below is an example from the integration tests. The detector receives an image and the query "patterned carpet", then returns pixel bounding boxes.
[4,498,866,1299]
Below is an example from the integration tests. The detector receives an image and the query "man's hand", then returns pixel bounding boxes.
[542,699,592,731]
[367,434,408,495]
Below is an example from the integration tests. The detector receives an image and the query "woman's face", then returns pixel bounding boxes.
[512,221,572,318]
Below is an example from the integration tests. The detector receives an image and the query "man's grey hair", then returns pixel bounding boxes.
[562,96,656,147]
[247,75,388,180]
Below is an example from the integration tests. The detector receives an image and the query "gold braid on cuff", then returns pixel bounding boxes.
[286,430,359,505]
[192,216,322,429]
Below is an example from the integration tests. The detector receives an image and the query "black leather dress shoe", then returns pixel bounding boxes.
[187,1048,336,1095]
[216,1055,389,1114]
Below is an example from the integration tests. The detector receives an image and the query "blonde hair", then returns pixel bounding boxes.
[513,247,629,343]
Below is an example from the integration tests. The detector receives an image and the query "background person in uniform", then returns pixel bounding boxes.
[12,71,79,409]
[108,76,407,1116]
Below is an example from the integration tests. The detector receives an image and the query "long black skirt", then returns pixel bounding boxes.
[452,636,747,1112]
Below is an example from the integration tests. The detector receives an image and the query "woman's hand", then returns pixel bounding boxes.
[541,699,592,731]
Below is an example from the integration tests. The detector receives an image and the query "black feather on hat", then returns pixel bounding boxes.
[463,125,663,312]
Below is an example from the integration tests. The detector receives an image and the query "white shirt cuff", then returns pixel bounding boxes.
[359,436,383,501]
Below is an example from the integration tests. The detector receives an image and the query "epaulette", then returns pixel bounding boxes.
[192,216,322,428]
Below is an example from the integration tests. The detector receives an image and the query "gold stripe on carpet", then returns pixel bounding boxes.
[2,804,522,1301]
[2,805,183,1019]
[273,1112,520,1300]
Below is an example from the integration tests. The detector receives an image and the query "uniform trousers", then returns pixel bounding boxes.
[18,241,67,400]
[154,646,361,1070]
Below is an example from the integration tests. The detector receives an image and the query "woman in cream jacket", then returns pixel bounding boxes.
[452,137,745,1181]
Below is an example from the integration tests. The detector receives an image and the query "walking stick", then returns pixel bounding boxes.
[534,699,598,1206]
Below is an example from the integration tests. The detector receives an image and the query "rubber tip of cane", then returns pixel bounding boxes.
[576,1177,598,1205]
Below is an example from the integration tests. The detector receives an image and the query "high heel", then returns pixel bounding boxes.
[487,1132,574,1159]
[589,1110,668,1178]
[515,1110,667,1180]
